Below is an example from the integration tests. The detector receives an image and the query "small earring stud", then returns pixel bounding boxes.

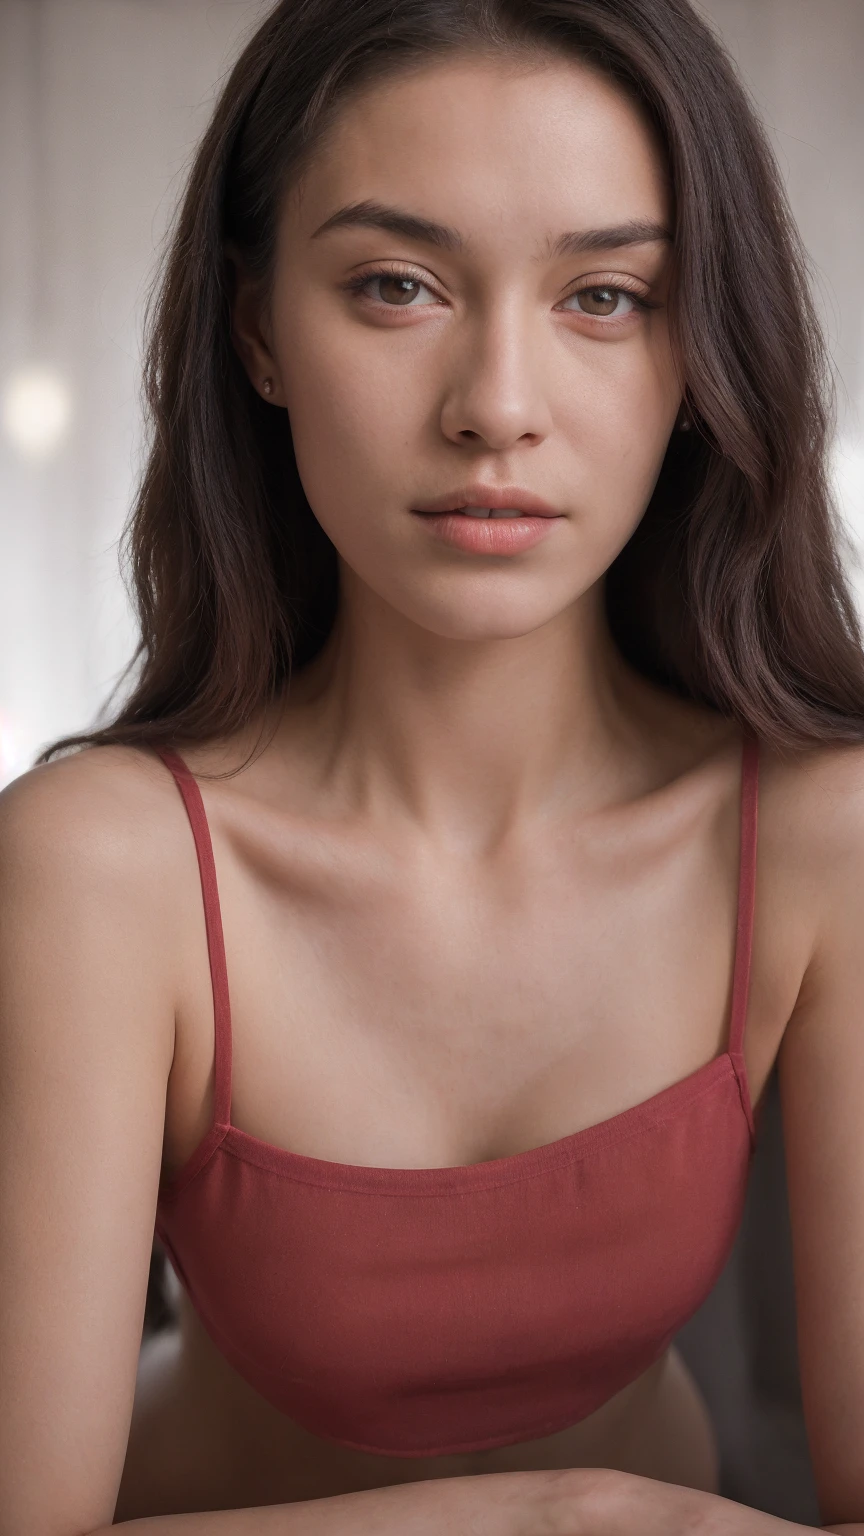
[262,378,274,397]
[677,407,692,431]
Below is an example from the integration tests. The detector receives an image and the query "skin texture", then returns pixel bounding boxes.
[238,51,681,697]
[2,46,864,1536]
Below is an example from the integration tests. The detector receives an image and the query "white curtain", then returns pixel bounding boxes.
[1,0,862,784]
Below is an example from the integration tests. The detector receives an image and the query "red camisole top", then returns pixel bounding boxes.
[153,734,759,1459]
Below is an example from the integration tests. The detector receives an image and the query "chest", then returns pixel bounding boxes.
[164,793,793,1180]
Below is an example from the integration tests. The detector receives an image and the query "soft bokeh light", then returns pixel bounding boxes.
[1,365,73,461]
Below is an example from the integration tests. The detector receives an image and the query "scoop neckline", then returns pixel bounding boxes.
[157,1049,747,1200]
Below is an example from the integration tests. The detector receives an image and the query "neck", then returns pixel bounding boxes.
[277,568,662,853]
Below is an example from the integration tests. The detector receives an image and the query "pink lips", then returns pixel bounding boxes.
[413,484,562,517]
[412,484,564,555]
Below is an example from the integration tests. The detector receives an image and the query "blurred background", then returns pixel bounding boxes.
[1,0,862,1524]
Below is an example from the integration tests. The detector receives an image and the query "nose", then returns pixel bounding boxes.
[438,300,554,452]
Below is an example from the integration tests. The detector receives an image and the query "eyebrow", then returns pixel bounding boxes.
[309,200,672,258]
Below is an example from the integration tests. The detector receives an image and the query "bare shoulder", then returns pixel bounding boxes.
[0,741,198,1071]
[0,742,189,901]
[759,736,864,886]
[0,744,194,1536]
[763,740,864,1526]
[756,737,864,1070]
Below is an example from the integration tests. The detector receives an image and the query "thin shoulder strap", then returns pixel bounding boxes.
[154,747,233,1129]
[728,730,759,1065]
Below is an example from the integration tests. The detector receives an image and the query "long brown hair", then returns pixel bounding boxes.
[39,0,864,767]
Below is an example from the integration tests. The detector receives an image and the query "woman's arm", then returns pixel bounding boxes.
[91,1469,600,1536]
[772,746,864,1531]
[90,1476,864,1536]
[0,750,182,1536]
[532,1472,864,1536]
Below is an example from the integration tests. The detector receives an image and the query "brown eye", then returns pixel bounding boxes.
[577,286,623,316]
[560,285,641,320]
[377,275,423,306]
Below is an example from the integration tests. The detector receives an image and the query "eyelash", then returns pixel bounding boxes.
[339,265,442,308]
[340,263,658,316]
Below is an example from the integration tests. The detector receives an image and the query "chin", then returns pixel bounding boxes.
[399,594,576,644]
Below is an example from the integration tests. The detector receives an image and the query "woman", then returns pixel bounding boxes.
[2,0,863,1531]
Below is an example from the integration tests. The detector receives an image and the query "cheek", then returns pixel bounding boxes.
[556,338,679,550]
[274,307,425,526]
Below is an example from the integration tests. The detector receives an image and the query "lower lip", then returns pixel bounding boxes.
[412,511,561,554]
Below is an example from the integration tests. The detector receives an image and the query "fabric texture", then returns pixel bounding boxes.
[153,734,759,1457]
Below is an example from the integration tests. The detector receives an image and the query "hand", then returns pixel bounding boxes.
[541,1467,828,1536]
[260,1467,604,1535]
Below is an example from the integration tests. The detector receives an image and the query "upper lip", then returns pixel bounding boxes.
[412,484,563,517]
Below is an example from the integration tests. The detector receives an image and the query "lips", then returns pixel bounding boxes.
[458,507,523,518]
[413,484,562,518]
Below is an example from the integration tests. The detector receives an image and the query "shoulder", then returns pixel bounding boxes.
[756,740,864,1031]
[0,743,199,1083]
[0,750,189,1534]
[0,742,191,919]
[760,746,864,1530]
[759,737,864,881]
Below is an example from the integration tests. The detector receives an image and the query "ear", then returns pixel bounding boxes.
[225,243,285,406]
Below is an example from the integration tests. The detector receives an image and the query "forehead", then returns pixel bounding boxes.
[289,52,671,250]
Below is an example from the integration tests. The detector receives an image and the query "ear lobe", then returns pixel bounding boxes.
[224,244,281,401]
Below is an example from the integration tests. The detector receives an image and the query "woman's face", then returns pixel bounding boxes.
[233,50,681,642]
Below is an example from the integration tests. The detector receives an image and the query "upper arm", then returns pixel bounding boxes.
[0,749,178,1536]
[776,745,864,1529]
